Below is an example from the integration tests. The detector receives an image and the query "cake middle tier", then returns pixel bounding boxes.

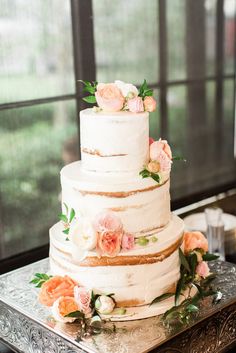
[61,161,171,236]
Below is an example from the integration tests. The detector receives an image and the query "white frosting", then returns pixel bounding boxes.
[61,161,171,236]
[80,109,149,173]
[49,215,184,305]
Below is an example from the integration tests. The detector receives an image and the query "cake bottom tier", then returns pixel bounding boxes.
[49,215,183,307]
[50,250,180,307]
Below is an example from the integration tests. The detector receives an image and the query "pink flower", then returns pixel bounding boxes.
[127,97,144,113]
[144,96,157,112]
[121,233,135,251]
[74,286,92,316]
[93,211,123,233]
[97,230,123,257]
[196,261,210,278]
[150,139,172,160]
[149,137,155,145]
[183,231,208,255]
[149,139,172,172]
[95,83,125,112]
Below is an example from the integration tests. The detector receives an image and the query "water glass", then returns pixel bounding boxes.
[204,207,225,260]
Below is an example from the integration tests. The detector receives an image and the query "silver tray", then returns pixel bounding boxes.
[0,259,236,353]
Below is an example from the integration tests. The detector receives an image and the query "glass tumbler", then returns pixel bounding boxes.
[204,207,225,260]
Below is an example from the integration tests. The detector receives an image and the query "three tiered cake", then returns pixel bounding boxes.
[49,80,184,309]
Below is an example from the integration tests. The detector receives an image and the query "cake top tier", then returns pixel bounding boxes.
[80,109,149,173]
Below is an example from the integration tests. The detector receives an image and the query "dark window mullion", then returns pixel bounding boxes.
[158,0,168,138]
[0,94,76,112]
[215,0,225,159]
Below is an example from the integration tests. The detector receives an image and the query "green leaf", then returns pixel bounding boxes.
[69,208,76,223]
[175,274,185,306]
[59,214,68,223]
[65,310,85,319]
[172,156,187,162]
[143,89,153,96]
[30,273,52,287]
[150,172,160,183]
[139,169,150,178]
[82,95,97,104]
[188,252,198,278]
[150,292,174,306]
[179,248,191,272]
[186,304,199,313]
[201,273,216,286]
[83,86,96,94]
[63,203,69,215]
[65,237,70,241]
[138,79,148,97]
[63,228,70,235]
[202,253,219,261]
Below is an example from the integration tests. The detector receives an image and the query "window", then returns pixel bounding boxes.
[93,0,236,203]
[0,0,235,263]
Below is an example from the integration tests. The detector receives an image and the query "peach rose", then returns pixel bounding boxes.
[121,232,135,251]
[93,211,123,233]
[147,160,160,173]
[150,139,172,160]
[196,261,210,278]
[95,83,124,112]
[74,286,92,316]
[39,275,77,307]
[52,296,79,323]
[144,96,157,112]
[183,231,208,255]
[127,97,144,113]
[97,230,122,257]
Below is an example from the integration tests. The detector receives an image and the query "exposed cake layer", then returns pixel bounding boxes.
[61,161,171,236]
[49,215,184,306]
[80,109,149,173]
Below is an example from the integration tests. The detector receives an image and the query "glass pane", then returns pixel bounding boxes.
[169,81,236,200]
[0,0,74,104]
[167,0,186,80]
[167,0,217,81]
[224,0,236,74]
[93,0,159,85]
[0,100,78,259]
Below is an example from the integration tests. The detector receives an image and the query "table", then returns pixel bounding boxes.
[0,259,236,353]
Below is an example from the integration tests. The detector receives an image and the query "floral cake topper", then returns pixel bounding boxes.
[79,79,157,113]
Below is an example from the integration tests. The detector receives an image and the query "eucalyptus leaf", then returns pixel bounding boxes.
[82,95,97,104]
[179,248,191,272]
[202,253,219,261]
[150,292,174,306]
[188,252,197,278]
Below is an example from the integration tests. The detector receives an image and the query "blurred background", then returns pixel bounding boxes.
[0,0,236,267]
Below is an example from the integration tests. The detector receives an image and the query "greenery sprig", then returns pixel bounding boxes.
[58,203,76,237]
[79,80,98,104]
[139,168,160,183]
[138,79,153,98]
[172,156,187,162]
[30,273,52,288]
[151,249,222,327]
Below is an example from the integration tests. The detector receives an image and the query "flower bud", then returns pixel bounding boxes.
[95,295,115,315]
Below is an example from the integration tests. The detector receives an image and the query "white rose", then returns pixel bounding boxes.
[51,297,76,323]
[95,295,115,315]
[70,218,97,261]
[114,80,138,98]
